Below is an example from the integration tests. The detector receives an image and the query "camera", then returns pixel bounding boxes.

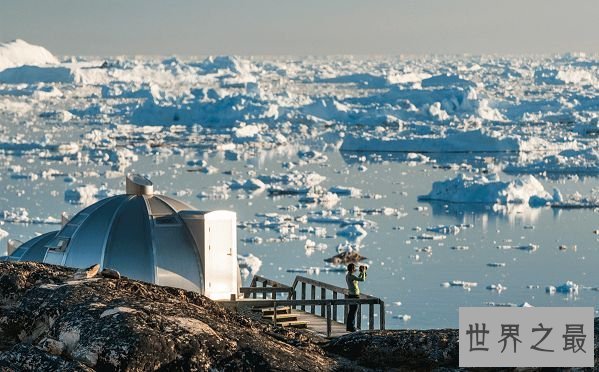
[359,265,367,271]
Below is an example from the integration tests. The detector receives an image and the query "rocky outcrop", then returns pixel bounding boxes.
[329,320,599,371]
[326,329,458,370]
[2,261,599,371]
[0,261,334,371]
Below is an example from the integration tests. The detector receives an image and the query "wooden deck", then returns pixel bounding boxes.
[221,299,351,338]
[227,274,385,338]
[290,308,349,338]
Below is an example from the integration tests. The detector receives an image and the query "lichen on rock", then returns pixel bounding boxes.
[0,261,334,371]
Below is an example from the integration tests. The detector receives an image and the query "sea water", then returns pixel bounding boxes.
[3,146,597,330]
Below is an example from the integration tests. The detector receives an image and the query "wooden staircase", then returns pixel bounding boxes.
[237,274,385,337]
[254,306,309,329]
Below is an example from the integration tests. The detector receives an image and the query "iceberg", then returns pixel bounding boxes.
[0,39,59,71]
[419,173,554,206]
[341,129,520,153]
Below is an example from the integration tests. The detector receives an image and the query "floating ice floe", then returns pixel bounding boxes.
[229,178,266,191]
[323,250,366,265]
[426,224,461,235]
[546,281,579,295]
[233,123,264,142]
[497,244,539,252]
[486,302,533,307]
[441,280,478,288]
[419,173,554,207]
[405,152,432,165]
[297,149,328,164]
[64,184,100,206]
[413,233,445,241]
[0,228,8,239]
[197,185,230,200]
[237,253,262,279]
[241,236,264,244]
[336,224,368,239]
[286,266,345,274]
[304,239,328,256]
[329,186,362,197]
[299,191,340,208]
[552,191,599,209]
[306,214,376,230]
[1,207,61,225]
[486,284,507,292]
[299,226,327,237]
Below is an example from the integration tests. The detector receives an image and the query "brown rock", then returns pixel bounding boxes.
[0,261,335,371]
[38,338,65,356]
[324,251,367,265]
[72,264,100,280]
[100,268,121,280]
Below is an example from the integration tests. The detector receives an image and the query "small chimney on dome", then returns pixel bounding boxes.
[126,174,153,196]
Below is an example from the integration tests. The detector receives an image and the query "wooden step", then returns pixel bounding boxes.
[276,320,309,329]
[260,306,291,315]
[249,302,278,309]
[262,313,298,322]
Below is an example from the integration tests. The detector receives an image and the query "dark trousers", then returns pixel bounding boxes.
[346,294,359,331]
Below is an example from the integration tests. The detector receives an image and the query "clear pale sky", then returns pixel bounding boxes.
[1,0,597,56]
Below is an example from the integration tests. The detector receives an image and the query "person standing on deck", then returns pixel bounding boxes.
[345,263,367,332]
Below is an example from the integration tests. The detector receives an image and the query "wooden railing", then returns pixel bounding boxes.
[239,275,294,299]
[240,274,385,337]
[289,275,384,332]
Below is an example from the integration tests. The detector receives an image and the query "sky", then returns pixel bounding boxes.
[0,0,598,56]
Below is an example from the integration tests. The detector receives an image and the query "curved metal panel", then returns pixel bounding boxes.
[153,223,203,292]
[146,196,177,216]
[63,195,130,269]
[18,231,57,262]
[102,197,154,282]
[156,195,194,212]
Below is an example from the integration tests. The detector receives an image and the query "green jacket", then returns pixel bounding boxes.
[346,271,367,296]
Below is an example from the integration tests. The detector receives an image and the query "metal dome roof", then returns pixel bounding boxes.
[4,175,240,297]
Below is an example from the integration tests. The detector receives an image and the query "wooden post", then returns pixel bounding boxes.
[310,285,316,314]
[292,289,297,309]
[326,302,332,337]
[357,302,362,330]
[273,300,277,325]
[379,301,385,330]
[344,294,348,324]
[332,292,338,321]
[369,303,375,330]
[262,281,267,299]
[301,282,306,311]
[320,288,326,317]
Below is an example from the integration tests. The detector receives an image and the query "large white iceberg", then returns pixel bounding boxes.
[419,173,554,206]
[0,65,78,84]
[341,129,520,153]
[0,39,59,71]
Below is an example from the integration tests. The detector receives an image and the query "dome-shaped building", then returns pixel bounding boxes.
[3,174,240,300]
